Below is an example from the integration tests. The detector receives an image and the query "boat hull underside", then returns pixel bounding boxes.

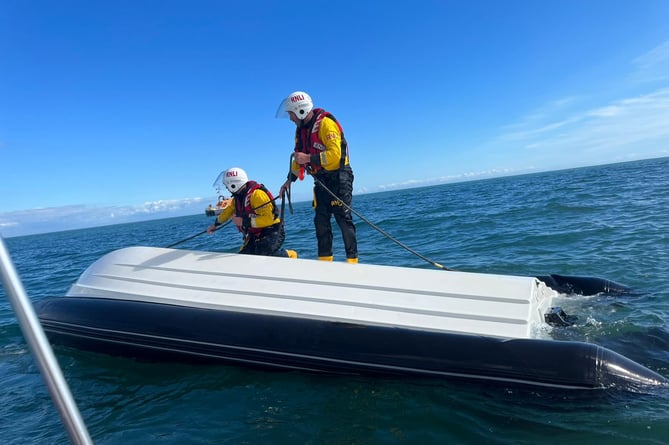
[35,297,667,390]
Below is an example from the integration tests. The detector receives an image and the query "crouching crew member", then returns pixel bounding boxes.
[207,167,297,258]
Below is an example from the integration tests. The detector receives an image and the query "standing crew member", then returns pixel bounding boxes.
[277,91,358,263]
[208,167,297,258]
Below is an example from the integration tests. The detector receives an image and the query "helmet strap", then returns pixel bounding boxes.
[232,183,248,196]
[299,111,314,127]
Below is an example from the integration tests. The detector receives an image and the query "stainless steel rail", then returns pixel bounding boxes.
[0,236,93,445]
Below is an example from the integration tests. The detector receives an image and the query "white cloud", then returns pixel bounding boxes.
[375,167,536,192]
[371,79,669,194]
[494,39,669,161]
[496,87,669,158]
[0,197,213,238]
[500,96,579,131]
[587,105,623,118]
[498,118,577,143]
[632,40,669,82]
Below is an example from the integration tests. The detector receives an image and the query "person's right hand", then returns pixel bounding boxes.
[206,224,217,234]
[232,216,244,232]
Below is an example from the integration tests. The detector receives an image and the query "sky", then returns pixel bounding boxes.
[1,0,668,238]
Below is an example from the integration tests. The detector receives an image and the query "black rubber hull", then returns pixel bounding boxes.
[536,274,631,295]
[35,297,667,390]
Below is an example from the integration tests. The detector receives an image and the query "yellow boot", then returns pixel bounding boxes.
[318,255,334,261]
[286,250,298,259]
[346,258,358,264]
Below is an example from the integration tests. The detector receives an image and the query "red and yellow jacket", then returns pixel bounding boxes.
[215,182,279,234]
[289,108,350,179]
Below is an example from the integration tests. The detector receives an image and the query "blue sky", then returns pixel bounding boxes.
[1,1,668,238]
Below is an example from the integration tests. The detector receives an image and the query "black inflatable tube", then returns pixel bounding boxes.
[34,297,666,390]
[536,274,631,295]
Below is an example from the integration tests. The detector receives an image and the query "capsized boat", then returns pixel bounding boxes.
[35,246,667,390]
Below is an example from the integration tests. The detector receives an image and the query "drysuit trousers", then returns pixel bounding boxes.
[313,166,358,259]
[239,223,288,257]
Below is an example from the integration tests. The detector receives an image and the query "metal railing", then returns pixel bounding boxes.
[0,236,93,444]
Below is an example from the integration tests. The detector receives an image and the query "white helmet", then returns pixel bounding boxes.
[223,167,248,194]
[275,91,313,120]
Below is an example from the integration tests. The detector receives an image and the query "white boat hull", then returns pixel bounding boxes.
[35,247,668,390]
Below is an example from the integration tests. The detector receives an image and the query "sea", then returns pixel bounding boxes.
[1,157,668,444]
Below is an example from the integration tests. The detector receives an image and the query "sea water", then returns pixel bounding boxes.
[1,157,668,444]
